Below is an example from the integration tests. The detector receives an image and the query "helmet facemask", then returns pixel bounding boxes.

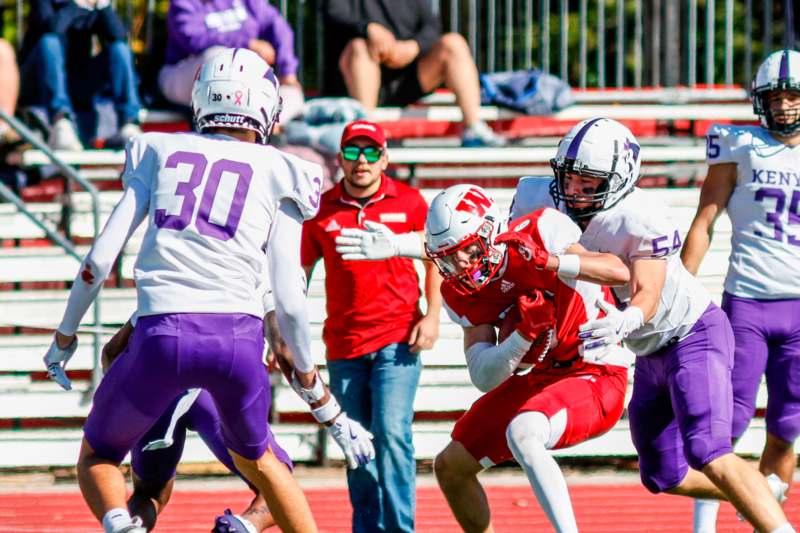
[753,85,800,136]
[426,217,504,295]
[549,157,626,220]
[752,49,800,136]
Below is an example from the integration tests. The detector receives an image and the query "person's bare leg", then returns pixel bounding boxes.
[230,447,318,533]
[417,32,481,127]
[338,38,381,110]
[760,432,797,489]
[434,440,494,533]
[128,474,174,531]
[76,439,130,522]
[667,468,728,499]
[240,493,276,531]
[0,39,19,130]
[703,453,790,532]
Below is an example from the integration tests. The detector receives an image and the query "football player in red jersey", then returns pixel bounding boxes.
[425,184,633,533]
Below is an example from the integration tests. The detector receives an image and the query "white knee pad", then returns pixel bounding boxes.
[506,410,567,454]
[506,411,551,455]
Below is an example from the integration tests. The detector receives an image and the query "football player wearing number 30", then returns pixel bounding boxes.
[682,49,800,533]
[41,48,375,533]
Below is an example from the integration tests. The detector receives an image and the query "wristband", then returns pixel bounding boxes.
[394,232,425,259]
[556,254,581,278]
[291,371,326,404]
[311,396,342,424]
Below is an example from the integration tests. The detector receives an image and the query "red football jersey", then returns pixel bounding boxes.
[301,176,429,360]
[443,208,615,369]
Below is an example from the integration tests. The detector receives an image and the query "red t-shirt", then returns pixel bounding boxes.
[443,208,615,370]
[301,175,429,360]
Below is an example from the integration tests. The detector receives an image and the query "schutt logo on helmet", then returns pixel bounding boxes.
[211,114,247,125]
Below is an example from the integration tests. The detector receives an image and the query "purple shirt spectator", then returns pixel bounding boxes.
[165,0,298,78]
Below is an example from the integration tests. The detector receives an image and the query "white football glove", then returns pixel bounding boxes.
[327,412,375,469]
[335,221,423,260]
[578,299,643,363]
[580,343,636,368]
[43,334,78,391]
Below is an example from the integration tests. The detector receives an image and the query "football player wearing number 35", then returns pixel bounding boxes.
[41,48,375,533]
[682,49,800,533]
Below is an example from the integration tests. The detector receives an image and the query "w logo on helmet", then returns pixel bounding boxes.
[455,188,493,217]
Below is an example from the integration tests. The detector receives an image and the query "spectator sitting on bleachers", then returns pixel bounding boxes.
[323,0,506,147]
[0,38,19,145]
[19,0,142,150]
[159,0,304,123]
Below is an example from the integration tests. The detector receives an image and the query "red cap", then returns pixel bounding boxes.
[340,120,387,148]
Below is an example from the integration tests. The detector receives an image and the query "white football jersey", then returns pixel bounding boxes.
[123,132,322,318]
[509,176,556,220]
[511,177,710,355]
[706,124,800,299]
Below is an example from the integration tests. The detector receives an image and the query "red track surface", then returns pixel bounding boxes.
[1,483,798,532]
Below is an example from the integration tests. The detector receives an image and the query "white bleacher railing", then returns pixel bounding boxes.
[0,109,106,394]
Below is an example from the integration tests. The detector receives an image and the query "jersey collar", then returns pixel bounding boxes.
[334,174,398,207]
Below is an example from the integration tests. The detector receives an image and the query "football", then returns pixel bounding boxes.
[497,306,554,370]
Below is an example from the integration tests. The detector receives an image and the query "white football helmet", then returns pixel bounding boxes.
[191,48,281,144]
[549,117,641,220]
[425,184,505,294]
[752,49,800,135]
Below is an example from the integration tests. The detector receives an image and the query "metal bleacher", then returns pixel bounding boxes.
[15,90,757,189]
[0,180,780,469]
[0,89,786,469]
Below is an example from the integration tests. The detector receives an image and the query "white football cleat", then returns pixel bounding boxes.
[767,472,790,504]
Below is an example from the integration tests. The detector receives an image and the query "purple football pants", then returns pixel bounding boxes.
[84,313,275,463]
[628,303,735,493]
[131,389,292,489]
[723,292,800,444]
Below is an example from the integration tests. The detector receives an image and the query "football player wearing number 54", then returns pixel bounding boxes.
[510,117,791,533]
[682,49,800,533]
[41,48,375,533]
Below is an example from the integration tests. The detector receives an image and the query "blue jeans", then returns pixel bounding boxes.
[328,343,421,533]
[21,33,141,126]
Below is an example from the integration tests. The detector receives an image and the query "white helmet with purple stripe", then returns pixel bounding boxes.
[191,47,281,144]
[752,49,800,136]
[549,117,641,220]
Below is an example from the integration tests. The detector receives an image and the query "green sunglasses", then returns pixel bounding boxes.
[342,145,384,163]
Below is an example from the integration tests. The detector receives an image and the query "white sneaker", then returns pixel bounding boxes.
[461,120,507,147]
[49,117,83,151]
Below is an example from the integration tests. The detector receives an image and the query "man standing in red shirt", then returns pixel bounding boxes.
[301,120,441,533]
